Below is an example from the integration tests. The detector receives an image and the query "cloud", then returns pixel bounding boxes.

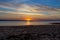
[9,0,30,3]
[0,1,60,13]
[0,0,30,3]
[0,1,60,20]
[15,4,60,12]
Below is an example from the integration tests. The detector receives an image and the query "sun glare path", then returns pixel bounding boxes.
[24,17,32,25]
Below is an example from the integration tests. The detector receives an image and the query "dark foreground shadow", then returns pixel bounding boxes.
[1,33,60,40]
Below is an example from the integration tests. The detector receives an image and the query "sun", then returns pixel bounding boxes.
[24,17,32,21]
[22,17,32,25]
[25,17,32,25]
[25,17,32,21]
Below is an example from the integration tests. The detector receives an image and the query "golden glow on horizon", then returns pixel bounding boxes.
[24,17,32,25]
[24,17,32,21]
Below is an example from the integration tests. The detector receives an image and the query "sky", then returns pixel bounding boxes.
[0,0,60,20]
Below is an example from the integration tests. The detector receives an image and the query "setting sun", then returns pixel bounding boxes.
[24,17,32,25]
[24,17,32,21]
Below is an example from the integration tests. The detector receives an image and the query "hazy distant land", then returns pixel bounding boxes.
[50,22,60,25]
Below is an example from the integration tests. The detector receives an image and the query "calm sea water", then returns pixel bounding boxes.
[0,21,60,26]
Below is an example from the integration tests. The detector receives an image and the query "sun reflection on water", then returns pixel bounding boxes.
[25,17,32,25]
[26,20,31,25]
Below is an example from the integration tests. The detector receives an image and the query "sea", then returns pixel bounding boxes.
[0,21,60,26]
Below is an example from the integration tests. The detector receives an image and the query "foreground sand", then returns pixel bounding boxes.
[0,25,60,40]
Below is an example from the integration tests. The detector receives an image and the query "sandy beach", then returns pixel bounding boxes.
[0,25,60,40]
